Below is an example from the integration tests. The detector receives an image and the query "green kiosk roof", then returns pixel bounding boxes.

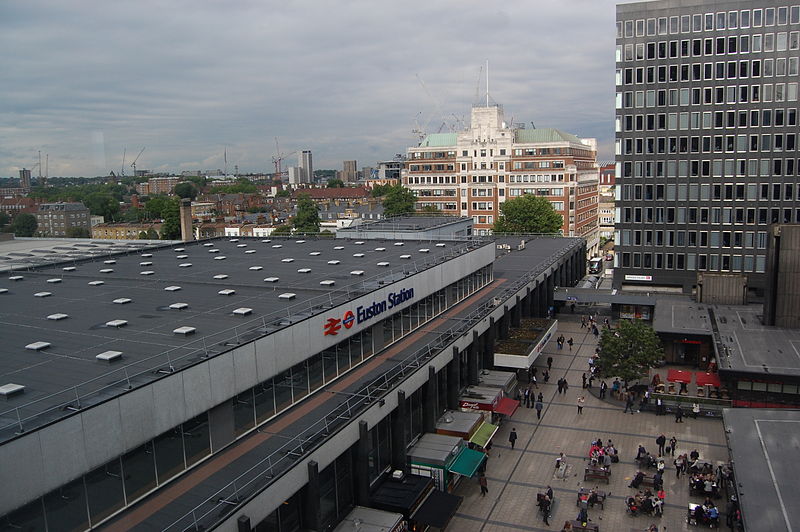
[448,447,486,477]
[469,422,499,448]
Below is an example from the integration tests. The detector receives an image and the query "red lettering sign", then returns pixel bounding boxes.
[324,317,342,336]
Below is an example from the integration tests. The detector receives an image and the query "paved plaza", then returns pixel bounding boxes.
[451,312,729,532]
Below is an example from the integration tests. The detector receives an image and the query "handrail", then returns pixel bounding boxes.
[0,238,491,439]
[159,237,581,531]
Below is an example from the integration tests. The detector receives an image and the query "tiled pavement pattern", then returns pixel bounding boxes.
[450,313,728,532]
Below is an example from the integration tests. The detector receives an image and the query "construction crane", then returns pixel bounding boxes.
[271,137,295,177]
[130,147,146,176]
[120,148,126,177]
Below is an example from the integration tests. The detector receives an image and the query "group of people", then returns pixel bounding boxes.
[690,498,720,527]
[588,438,618,468]
[626,488,665,517]
[536,485,555,525]
[555,334,573,351]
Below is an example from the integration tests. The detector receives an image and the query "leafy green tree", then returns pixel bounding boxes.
[272,224,292,235]
[143,195,176,220]
[209,178,256,194]
[138,231,148,239]
[275,189,291,198]
[326,178,345,188]
[84,193,120,221]
[493,194,563,234]
[139,228,159,239]
[122,207,146,223]
[0,212,9,228]
[65,226,90,238]
[596,319,664,385]
[185,175,207,189]
[174,182,198,200]
[293,194,320,233]
[11,213,38,236]
[420,204,441,214]
[382,185,416,216]
[370,184,391,197]
[158,199,181,239]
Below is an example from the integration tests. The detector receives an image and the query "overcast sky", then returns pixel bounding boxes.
[0,0,620,178]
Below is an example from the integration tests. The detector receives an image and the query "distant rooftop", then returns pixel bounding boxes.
[514,128,584,144]
[339,215,470,233]
[418,133,458,148]
[0,238,168,272]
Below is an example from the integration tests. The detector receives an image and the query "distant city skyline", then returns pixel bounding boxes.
[0,0,620,178]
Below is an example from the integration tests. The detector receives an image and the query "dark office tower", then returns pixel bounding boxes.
[19,168,31,191]
[614,0,800,296]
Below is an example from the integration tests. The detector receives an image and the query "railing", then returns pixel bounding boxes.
[161,237,582,531]
[0,237,489,440]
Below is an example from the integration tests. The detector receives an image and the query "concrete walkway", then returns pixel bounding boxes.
[450,313,728,532]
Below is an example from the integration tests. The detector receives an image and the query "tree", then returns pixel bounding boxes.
[420,204,441,214]
[272,224,292,235]
[370,184,391,197]
[382,185,416,216]
[275,189,291,198]
[11,213,37,237]
[293,194,320,233]
[65,226,90,238]
[159,199,181,240]
[143,195,176,220]
[493,194,563,234]
[84,193,120,221]
[326,178,345,188]
[0,212,9,228]
[174,182,198,200]
[596,319,664,385]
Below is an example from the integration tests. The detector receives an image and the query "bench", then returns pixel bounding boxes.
[576,488,606,510]
[583,466,610,484]
[569,519,599,532]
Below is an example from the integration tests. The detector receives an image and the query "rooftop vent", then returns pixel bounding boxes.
[350,270,365,276]
[295,240,306,244]
[436,243,446,247]
[354,241,364,245]
[8,276,23,281]
[140,261,152,266]
[278,292,296,300]
[272,244,283,248]
[297,268,311,273]
[26,341,51,351]
[213,274,229,279]
[140,271,154,275]
[419,249,430,253]
[88,280,104,286]
[141,253,153,258]
[176,255,188,259]
[96,350,122,362]
[232,307,252,316]
[375,247,386,252]
[0,383,25,398]
[309,251,321,256]
[261,239,271,243]
[169,303,188,310]
[0,288,7,294]
[333,246,344,250]
[237,244,247,248]
[47,313,69,320]
[164,285,181,291]
[353,253,365,258]
[230,239,239,242]
[100,268,114,273]
[173,326,196,335]
[394,242,404,246]
[327,260,340,265]
[62,266,76,271]
[281,258,294,263]
[112,298,132,304]
[400,254,411,259]
[208,248,219,253]
[175,248,185,252]
[245,249,256,254]
[249,266,263,271]
[376,262,390,267]
[104,260,116,264]
[214,256,226,260]
[179,263,192,268]
[203,243,213,247]
[46,278,62,283]
[320,280,335,286]
[34,292,52,298]
[264,277,279,283]
[218,289,236,296]
[106,319,127,328]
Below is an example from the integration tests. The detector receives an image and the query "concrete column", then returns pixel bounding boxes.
[423,366,438,433]
[305,461,321,531]
[391,390,408,473]
[499,307,510,339]
[546,275,555,317]
[355,421,370,505]
[468,331,479,385]
[512,295,522,327]
[448,347,461,410]
[537,283,546,317]
[484,319,496,369]
[237,516,251,532]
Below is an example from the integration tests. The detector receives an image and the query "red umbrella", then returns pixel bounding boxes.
[695,372,721,387]
[667,369,692,384]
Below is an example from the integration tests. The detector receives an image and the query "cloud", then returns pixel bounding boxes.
[0,0,618,177]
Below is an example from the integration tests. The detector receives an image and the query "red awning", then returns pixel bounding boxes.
[494,397,520,417]
[667,369,693,384]
[695,372,721,387]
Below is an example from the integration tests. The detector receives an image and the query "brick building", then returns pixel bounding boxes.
[35,202,90,237]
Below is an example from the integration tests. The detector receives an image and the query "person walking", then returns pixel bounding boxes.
[547,356,553,371]
[562,378,569,393]
[675,406,684,423]
[581,315,587,328]
[557,378,564,395]
[479,473,488,496]
[581,373,587,389]
[509,428,518,450]
[538,392,544,403]
[543,369,550,384]
[656,434,666,456]
[567,337,574,351]
[535,399,543,419]
[669,436,677,457]
[577,396,585,414]
[674,453,684,478]
[624,393,635,414]
[524,387,531,408]
[599,380,607,399]
[692,402,700,419]
[532,374,538,389]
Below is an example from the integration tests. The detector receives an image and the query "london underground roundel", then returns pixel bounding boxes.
[342,310,355,329]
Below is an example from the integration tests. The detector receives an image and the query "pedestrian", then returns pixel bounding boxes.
[570,302,576,313]
[581,316,587,328]
[524,387,531,408]
[531,366,538,379]
[509,428,518,450]
[577,396,585,414]
[581,373,587,389]
[692,402,700,419]
[557,378,564,395]
[588,375,594,389]
[599,380,607,399]
[674,454,684,478]
[535,399,543,419]
[624,394,635,414]
[479,473,488,496]
[538,392,543,403]
[669,436,677,456]
[656,397,664,416]
[532,374,538,389]
[567,337,574,351]
[656,434,666,456]
[543,369,550,383]
[563,379,569,393]
[592,325,599,338]
[547,356,553,371]
[675,406,684,423]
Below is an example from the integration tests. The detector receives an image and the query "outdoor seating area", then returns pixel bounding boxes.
[656,369,727,400]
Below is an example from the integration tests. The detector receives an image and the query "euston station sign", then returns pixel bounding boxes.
[324,287,415,336]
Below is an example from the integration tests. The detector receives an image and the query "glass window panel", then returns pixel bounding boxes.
[122,442,157,503]
[85,459,125,525]
[307,352,324,392]
[233,389,255,437]
[322,347,338,384]
[254,382,276,423]
[43,477,88,532]
[3,498,46,532]
[153,428,186,484]
[274,369,294,412]
[291,362,309,401]
[183,412,211,467]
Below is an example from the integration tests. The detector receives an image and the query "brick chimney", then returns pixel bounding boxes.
[179,198,194,242]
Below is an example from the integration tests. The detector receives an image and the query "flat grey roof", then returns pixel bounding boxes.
[723,408,800,532]
[651,297,713,335]
[0,236,482,441]
[554,287,656,306]
[0,238,169,272]
[339,215,470,232]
